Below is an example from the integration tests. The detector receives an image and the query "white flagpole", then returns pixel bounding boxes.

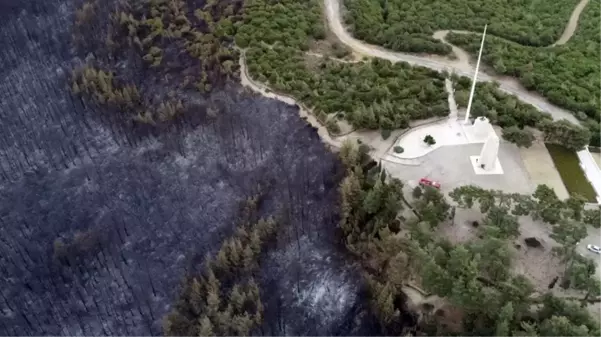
[464,24,487,124]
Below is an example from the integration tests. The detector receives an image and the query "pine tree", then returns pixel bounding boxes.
[206,269,220,292]
[374,282,396,324]
[71,81,81,94]
[227,238,242,268]
[339,140,360,168]
[247,278,260,299]
[206,287,221,317]
[205,270,221,317]
[198,316,214,336]
[242,245,255,270]
[229,284,245,310]
[386,253,409,290]
[215,247,230,271]
[249,230,262,255]
[363,179,384,215]
[339,171,362,235]
[495,302,514,336]
[190,278,205,315]
[231,313,253,336]
[214,305,233,334]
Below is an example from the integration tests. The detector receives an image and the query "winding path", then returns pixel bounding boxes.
[324,0,589,125]
[552,0,591,46]
[238,0,590,159]
[238,52,343,150]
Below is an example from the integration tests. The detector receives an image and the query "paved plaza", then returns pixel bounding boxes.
[393,121,468,159]
[384,142,534,195]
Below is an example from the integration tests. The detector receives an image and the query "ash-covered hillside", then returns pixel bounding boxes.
[0,0,372,335]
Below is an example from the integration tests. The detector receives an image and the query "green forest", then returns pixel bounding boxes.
[342,0,600,145]
[164,195,278,336]
[343,0,580,53]
[447,0,600,145]
[337,141,601,335]
[452,76,592,150]
[236,0,449,131]
[234,0,593,148]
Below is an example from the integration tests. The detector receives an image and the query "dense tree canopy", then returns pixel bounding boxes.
[502,126,535,148]
[334,142,601,336]
[342,0,600,144]
[447,0,600,143]
[344,0,580,52]
[453,77,552,128]
[236,0,597,143]
[164,197,278,336]
[247,46,448,129]
[452,77,592,149]
[237,0,449,131]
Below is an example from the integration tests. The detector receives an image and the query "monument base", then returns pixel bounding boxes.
[469,156,504,175]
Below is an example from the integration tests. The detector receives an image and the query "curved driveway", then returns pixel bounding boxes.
[324,0,584,125]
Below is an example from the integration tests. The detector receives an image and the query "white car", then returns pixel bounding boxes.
[586,244,601,254]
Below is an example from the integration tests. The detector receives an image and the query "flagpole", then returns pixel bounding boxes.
[464,24,487,124]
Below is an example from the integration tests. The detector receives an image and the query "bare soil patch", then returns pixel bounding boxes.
[310,0,353,58]
[439,208,566,293]
[436,208,482,244]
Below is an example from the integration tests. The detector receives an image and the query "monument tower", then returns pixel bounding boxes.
[476,133,500,170]
[463,25,503,174]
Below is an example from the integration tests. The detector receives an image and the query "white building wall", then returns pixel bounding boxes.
[577,147,601,204]
[478,133,500,171]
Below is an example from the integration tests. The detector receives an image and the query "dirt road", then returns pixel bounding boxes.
[238,52,342,150]
[552,0,590,46]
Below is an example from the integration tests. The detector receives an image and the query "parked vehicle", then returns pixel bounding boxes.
[419,178,441,189]
[587,244,600,254]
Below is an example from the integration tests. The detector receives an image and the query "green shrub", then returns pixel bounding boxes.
[326,119,341,134]
[316,111,328,123]
[502,126,535,148]
[381,129,391,140]
[393,146,404,153]
[423,134,436,146]
[412,186,422,199]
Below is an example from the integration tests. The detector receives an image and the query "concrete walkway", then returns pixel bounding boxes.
[577,148,601,203]
[390,79,493,160]
[392,121,469,159]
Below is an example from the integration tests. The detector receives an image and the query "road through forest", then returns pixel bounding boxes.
[324,0,589,125]
[552,0,591,46]
[239,0,590,155]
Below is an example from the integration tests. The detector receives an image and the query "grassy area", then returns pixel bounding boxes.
[545,143,597,202]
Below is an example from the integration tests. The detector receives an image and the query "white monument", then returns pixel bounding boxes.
[459,24,503,174]
[478,133,499,169]
[470,132,503,175]
[471,116,494,140]
[464,24,487,125]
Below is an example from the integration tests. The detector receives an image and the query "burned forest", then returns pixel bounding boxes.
[0,0,374,335]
